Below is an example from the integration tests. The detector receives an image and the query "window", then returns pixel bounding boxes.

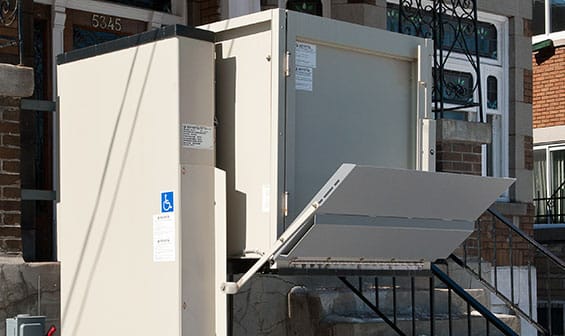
[538,303,565,336]
[432,69,474,120]
[73,27,122,50]
[534,0,546,35]
[487,76,498,109]
[386,1,508,182]
[386,3,498,59]
[105,0,172,13]
[438,69,474,106]
[534,145,565,224]
[286,0,323,16]
[534,0,565,35]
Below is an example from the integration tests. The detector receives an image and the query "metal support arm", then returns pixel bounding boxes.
[221,201,319,294]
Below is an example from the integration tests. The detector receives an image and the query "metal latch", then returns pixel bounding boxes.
[284,51,291,77]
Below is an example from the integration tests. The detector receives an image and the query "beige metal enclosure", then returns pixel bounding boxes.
[204,9,435,258]
[56,27,225,336]
[56,10,517,334]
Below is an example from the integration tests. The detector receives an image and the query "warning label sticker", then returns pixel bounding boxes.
[182,124,214,150]
[296,66,313,91]
[153,213,175,262]
[296,42,317,68]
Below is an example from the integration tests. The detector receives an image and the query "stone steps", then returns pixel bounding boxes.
[287,274,520,336]
[309,283,490,318]
[317,313,521,336]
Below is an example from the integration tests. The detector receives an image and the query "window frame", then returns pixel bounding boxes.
[534,144,565,200]
[532,0,565,45]
[386,1,509,201]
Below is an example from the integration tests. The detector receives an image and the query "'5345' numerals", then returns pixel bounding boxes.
[91,14,122,32]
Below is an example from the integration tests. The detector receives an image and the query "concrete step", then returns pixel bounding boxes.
[309,282,490,318]
[317,313,521,336]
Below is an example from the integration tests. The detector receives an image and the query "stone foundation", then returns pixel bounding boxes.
[0,257,59,336]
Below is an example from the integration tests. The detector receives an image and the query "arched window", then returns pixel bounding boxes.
[286,0,323,16]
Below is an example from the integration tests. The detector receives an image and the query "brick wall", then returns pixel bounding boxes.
[453,204,535,267]
[436,140,483,175]
[0,64,32,256]
[434,119,534,266]
[534,227,565,301]
[524,135,533,170]
[532,48,565,128]
[0,96,21,255]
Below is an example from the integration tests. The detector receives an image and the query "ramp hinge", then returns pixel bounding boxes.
[284,51,291,77]
[283,191,289,217]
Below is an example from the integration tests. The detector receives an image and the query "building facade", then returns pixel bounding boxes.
[532,0,565,333]
[0,0,540,335]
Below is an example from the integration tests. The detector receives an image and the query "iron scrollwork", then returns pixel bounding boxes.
[394,0,485,121]
[0,0,22,62]
[0,0,18,26]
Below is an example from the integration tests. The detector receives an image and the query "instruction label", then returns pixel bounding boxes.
[153,213,176,262]
[296,66,313,91]
[182,124,214,150]
[296,42,317,68]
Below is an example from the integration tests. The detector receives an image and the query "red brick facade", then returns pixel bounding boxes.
[436,140,483,176]
[0,96,21,255]
[453,204,535,266]
[533,48,565,128]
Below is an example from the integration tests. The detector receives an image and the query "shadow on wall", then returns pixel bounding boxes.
[215,44,248,258]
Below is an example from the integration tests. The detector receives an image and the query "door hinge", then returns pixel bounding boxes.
[283,191,289,217]
[284,51,291,77]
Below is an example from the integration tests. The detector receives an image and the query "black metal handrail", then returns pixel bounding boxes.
[430,264,518,336]
[534,196,564,224]
[339,269,518,336]
[0,0,23,64]
[534,182,565,224]
[339,277,407,336]
[448,253,548,334]
[333,205,564,335]
[449,206,565,335]
[488,208,565,270]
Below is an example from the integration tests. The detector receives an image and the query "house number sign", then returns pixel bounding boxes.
[91,14,122,32]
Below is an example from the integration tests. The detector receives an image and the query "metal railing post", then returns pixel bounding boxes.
[17,0,22,64]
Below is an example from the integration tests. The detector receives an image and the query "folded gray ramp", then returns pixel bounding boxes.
[274,164,514,270]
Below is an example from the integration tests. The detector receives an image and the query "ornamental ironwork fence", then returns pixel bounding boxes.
[0,0,23,64]
[391,0,485,122]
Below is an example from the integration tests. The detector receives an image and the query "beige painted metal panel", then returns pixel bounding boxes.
[179,38,215,166]
[280,220,473,262]
[214,169,227,336]
[181,165,216,335]
[320,166,514,221]
[57,35,216,336]
[205,10,284,257]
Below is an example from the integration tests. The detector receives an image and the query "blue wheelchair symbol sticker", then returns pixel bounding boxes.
[161,191,174,213]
